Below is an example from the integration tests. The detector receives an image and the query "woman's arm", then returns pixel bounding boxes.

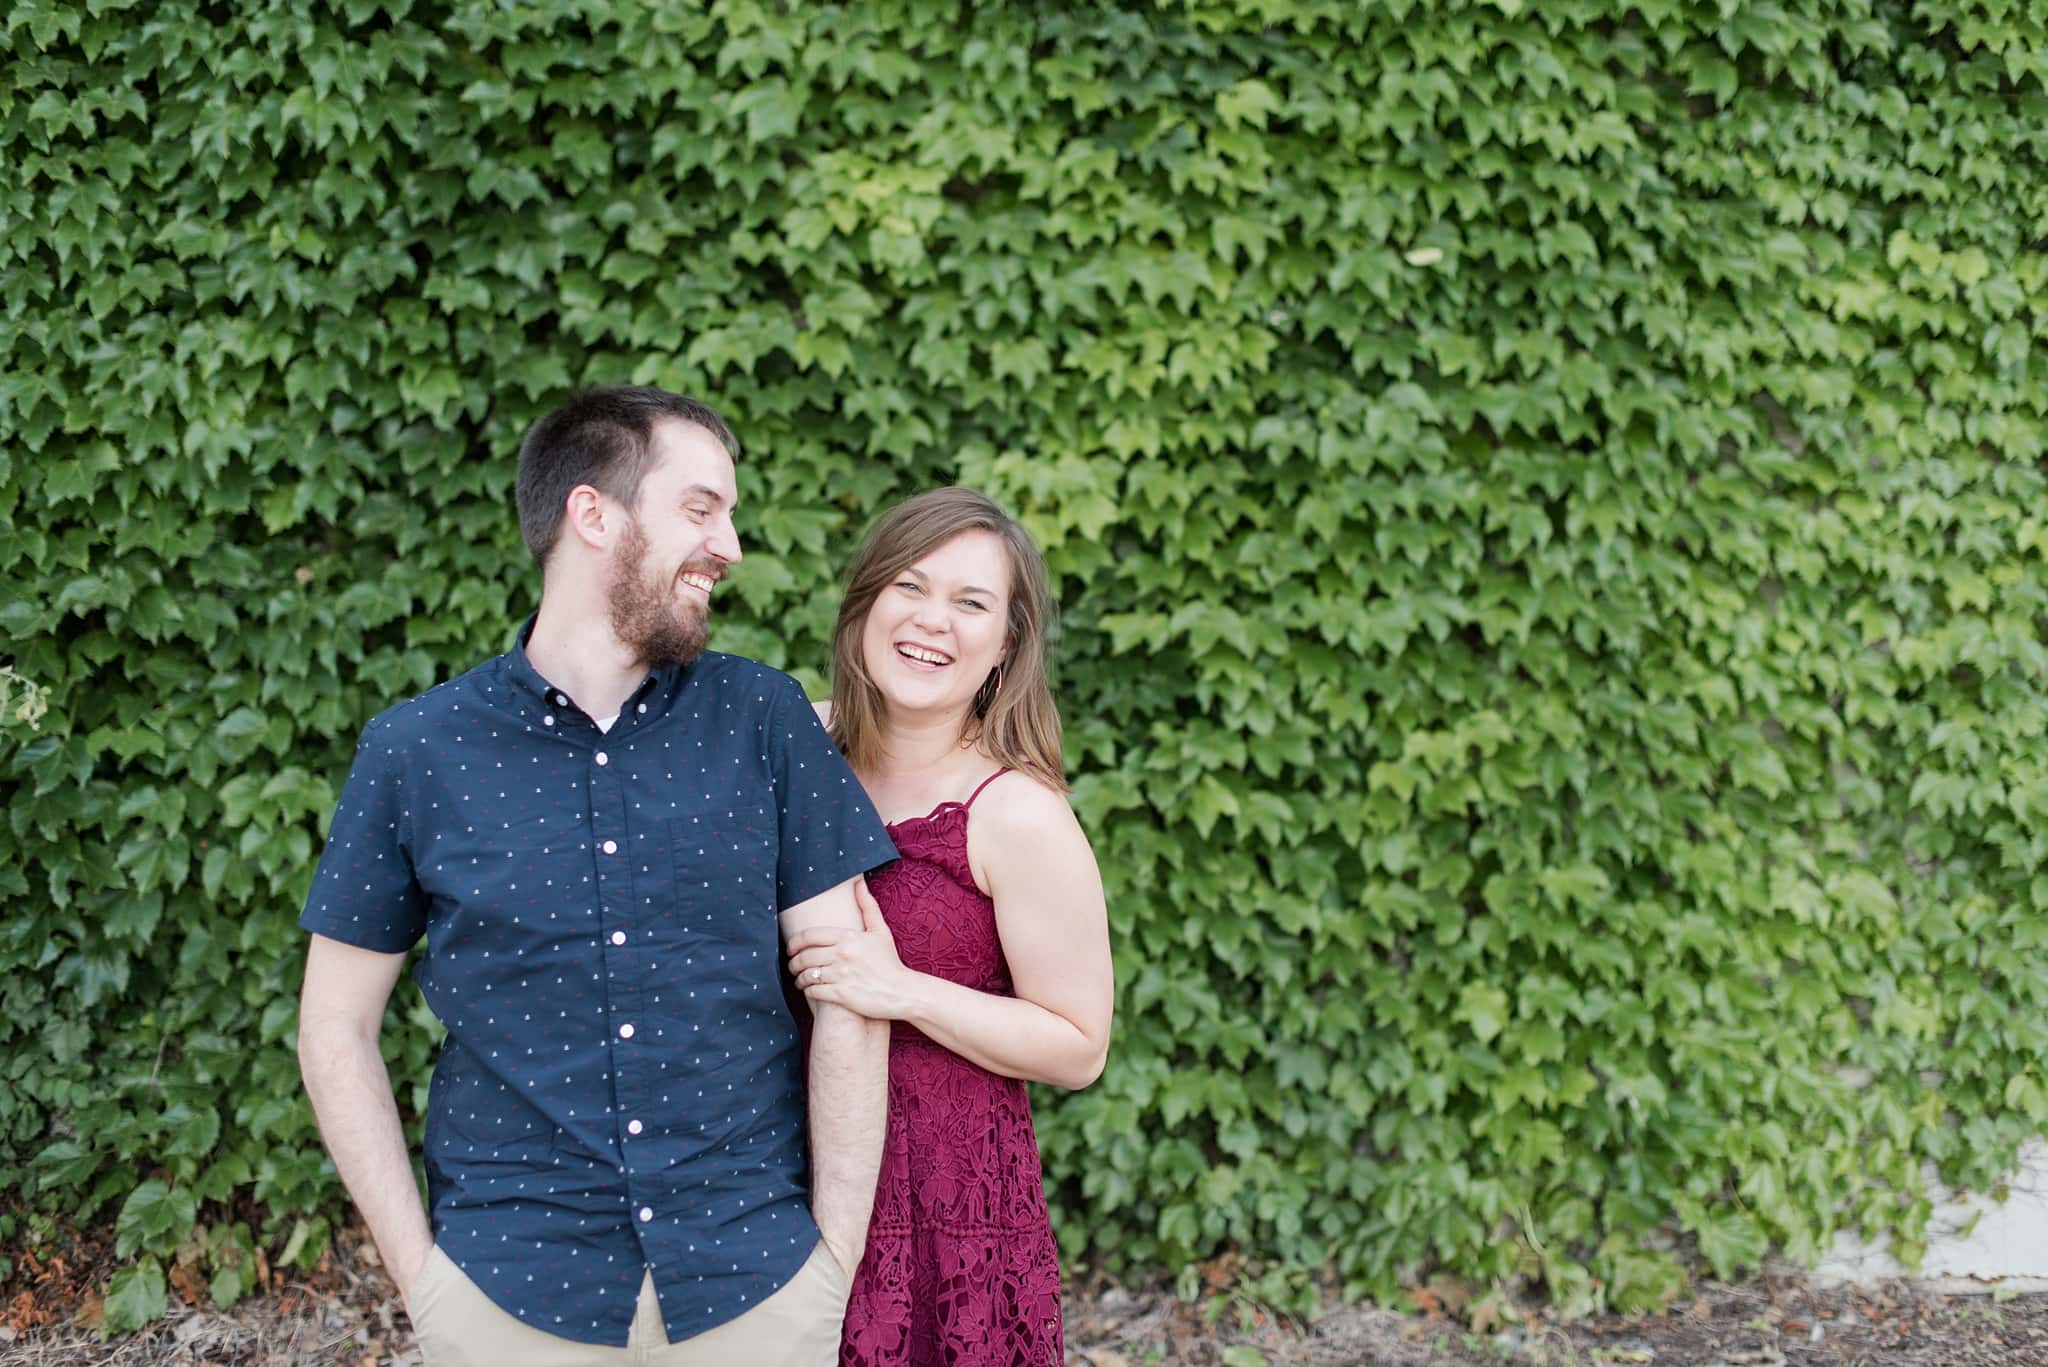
[788,779,1113,1090]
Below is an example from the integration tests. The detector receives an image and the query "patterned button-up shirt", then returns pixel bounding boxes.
[300,629,894,1345]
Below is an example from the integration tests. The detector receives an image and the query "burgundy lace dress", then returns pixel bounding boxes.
[839,770,1064,1367]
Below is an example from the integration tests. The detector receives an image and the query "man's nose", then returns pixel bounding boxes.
[709,516,742,564]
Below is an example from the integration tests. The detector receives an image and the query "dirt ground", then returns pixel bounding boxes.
[4,1223,2046,1366]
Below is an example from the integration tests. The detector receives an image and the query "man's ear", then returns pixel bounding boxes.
[561,484,613,553]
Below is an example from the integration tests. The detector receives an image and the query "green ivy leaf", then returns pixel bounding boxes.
[101,1258,167,1334]
[115,1181,198,1259]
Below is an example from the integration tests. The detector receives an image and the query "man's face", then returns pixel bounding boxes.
[606,420,741,670]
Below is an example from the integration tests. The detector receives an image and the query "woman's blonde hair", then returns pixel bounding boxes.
[828,487,1067,792]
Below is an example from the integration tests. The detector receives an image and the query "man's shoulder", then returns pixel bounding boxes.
[356,656,503,751]
[692,651,807,709]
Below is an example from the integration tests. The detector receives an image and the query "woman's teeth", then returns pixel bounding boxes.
[898,643,951,667]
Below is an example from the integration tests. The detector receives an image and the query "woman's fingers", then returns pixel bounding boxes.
[854,877,888,933]
[787,926,850,954]
[788,946,848,977]
[788,943,843,969]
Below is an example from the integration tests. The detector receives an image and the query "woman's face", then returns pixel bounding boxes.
[860,529,1013,724]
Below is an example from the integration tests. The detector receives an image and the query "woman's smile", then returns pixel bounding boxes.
[895,641,954,670]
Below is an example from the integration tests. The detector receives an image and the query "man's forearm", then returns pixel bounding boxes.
[298,1021,433,1298]
[807,1000,889,1264]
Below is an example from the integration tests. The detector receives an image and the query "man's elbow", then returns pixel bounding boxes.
[296,1011,333,1071]
[296,1009,375,1081]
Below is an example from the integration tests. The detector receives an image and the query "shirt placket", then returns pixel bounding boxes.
[585,729,659,1240]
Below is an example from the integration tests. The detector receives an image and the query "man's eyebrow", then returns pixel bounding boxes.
[679,484,732,509]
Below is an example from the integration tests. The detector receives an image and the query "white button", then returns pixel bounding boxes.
[628,1119,643,1135]
[619,1023,635,1039]
[637,703,647,714]
[638,1206,653,1222]
[595,751,609,766]
[611,931,626,945]
[602,840,618,855]
[543,715,555,727]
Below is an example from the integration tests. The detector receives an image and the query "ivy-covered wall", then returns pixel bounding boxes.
[5,0,2047,1331]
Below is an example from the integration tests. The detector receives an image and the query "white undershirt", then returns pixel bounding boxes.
[593,713,618,733]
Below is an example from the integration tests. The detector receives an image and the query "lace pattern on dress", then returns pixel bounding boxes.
[839,784,1064,1367]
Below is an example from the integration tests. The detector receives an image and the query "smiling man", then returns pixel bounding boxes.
[295,387,894,1366]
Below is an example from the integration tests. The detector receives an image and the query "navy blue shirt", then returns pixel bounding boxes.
[300,630,894,1345]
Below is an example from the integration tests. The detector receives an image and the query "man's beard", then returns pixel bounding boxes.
[607,517,711,671]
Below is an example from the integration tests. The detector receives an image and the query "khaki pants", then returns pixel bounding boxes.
[410,1242,852,1367]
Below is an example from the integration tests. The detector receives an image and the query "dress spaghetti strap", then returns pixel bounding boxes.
[962,767,1012,810]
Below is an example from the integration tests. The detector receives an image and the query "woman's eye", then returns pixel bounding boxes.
[959,599,985,612]
[896,580,921,593]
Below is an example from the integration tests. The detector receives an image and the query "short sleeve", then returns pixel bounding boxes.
[299,720,427,952]
[768,682,896,911]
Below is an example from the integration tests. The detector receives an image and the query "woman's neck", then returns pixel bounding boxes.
[871,709,980,784]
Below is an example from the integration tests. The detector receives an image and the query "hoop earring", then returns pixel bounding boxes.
[973,663,1005,717]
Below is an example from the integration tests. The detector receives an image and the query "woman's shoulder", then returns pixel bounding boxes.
[810,698,832,727]
[964,767,1094,898]
[968,767,1078,840]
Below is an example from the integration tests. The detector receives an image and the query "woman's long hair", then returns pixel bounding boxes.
[828,488,1067,792]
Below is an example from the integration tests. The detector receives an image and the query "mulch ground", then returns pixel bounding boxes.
[4,1222,2045,1365]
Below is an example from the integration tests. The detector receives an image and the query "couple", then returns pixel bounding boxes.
[296,386,1114,1366]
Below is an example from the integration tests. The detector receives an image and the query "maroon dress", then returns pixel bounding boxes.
[839,770,1064,1367]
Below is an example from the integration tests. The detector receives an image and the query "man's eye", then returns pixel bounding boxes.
[687,507,710,520]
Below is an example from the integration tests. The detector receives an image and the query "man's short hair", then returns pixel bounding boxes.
[515,386,740,567]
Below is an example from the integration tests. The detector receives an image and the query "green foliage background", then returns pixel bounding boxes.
[6,0,2048,1330]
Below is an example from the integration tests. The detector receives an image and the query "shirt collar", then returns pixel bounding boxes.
[500,615,691,717]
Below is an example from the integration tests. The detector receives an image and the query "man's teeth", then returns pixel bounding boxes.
[680,573,716,592]
[899,644,951,666]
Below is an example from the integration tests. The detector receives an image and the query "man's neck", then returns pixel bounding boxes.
[524,596,649,723]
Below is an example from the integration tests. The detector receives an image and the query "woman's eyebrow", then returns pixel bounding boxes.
[904,567,995,597]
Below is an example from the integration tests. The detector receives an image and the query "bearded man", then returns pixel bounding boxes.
[296,387,893,1365]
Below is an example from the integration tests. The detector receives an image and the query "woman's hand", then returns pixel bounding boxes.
[787,877,917,1021]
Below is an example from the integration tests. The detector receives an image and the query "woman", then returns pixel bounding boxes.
[786,487,1113,1366]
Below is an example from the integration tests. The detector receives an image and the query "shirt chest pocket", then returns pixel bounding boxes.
[662,802,778,938]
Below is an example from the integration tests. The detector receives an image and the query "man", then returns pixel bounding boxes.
[297,386,893,1365]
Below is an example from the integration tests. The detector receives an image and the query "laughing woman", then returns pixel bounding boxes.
[787,487,1113,1367]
